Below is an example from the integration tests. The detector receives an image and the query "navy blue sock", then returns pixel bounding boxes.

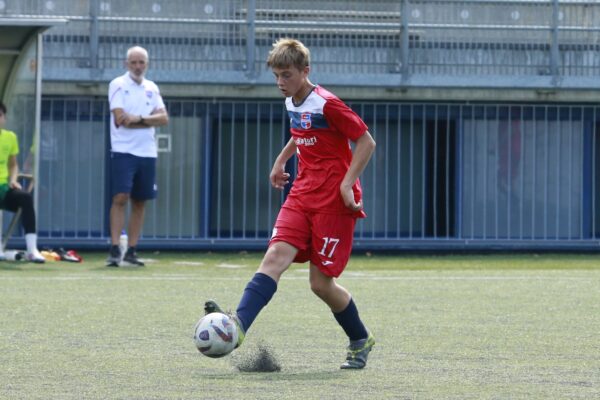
[333,298,369,341]
[235,272,277,332]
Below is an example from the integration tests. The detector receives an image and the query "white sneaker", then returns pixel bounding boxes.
[27,251,46,264]
[0,251,5,261]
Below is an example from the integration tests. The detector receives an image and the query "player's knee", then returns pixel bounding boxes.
[309,277,331,299]
[131,199,145,211]
[309,281,325,298]
[260,245,293,276]
[112,193,129,206]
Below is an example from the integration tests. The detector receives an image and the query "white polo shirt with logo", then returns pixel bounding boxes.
[108,72,165,158]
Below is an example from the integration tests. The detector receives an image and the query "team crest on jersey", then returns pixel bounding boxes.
[300,112,312,129]
[145,90,153,98]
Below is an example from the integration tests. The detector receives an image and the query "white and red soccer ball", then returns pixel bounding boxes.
[193,312,239,358]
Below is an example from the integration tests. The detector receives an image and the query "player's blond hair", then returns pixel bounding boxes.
[266,38,310,70]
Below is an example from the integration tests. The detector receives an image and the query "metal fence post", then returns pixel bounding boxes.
[400,0,410,83]
[246,0,256,79]
[550,0,560,85]
[89,0,99,69]
[33,34,43,225]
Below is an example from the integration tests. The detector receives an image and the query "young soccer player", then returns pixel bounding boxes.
[205,38,376,369]
[0,101,45,263]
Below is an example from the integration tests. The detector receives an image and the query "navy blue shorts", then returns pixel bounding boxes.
[110,152,157,200]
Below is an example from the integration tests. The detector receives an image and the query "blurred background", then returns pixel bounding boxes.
[2,0,600,251]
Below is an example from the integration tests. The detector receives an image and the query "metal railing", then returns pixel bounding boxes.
[3,0,600,88]
[12,95,598,250]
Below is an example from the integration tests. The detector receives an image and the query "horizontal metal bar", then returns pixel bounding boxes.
[37,18,600,35]
[415,0,596,4]
[97,16,245,24]
[28,238,600,252]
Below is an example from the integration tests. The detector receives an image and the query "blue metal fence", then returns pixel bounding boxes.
[10,96,596,250]
[3,1,600,250]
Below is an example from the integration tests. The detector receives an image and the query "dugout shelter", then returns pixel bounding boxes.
[0,17,65,244]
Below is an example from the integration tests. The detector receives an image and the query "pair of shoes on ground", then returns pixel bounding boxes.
[106,246,144,267]
[202,299,374,369]
[0,250,45,263]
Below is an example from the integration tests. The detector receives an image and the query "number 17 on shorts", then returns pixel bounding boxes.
[311,213,356,277]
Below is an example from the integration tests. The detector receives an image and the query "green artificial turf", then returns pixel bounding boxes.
[1,252,599,399]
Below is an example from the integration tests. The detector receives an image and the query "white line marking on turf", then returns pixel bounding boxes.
[215,263,246,269]
[0,275,596,282]
[173,261,206,266]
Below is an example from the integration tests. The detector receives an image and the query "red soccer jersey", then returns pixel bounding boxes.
[284,85,368,217]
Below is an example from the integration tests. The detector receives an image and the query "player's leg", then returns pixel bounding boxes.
[204,241,297,348]
[309,264,374,369]
[107,152,135,266]
[2,189,44,263]
[233,205,313,333]
[237,241,297,323]
[108,193,129,266]
[256,240,297,283]
[127,199,145,248]
[109,193,129,244]
[121,198,145,266]
[308,264,350,312]
[205,206,310,348]
[123,156,156,266]
[309,213,374,369]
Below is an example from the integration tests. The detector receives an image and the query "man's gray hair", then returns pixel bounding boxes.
[126,46,149,61]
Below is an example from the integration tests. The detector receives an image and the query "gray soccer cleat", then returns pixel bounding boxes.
[121,248,145,267]
[204,300,225,314]
[106,246,121,267]
[203,300,245,348]
[340,332,375,369]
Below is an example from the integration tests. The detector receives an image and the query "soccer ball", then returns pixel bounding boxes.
[193,312,239,358]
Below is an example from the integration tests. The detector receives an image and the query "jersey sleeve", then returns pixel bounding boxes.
[323,97,368,141]
[108,80,124,111]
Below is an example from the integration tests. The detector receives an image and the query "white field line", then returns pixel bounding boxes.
[0,274,596,282]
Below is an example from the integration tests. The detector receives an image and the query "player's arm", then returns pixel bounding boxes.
[8,155,22,190]
[270,138,297,190]
[113,107,169,129]
[135,107,169,127]
[340,131,376,211]
[112,108,137,128]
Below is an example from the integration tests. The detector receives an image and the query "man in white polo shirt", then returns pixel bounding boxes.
[107,46,168,267]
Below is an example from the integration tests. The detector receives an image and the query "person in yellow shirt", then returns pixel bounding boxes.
[0,101,44,263]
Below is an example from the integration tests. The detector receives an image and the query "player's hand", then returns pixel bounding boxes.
[116,112,129,127]
[270,165,290,190]
[9,180,22,191]
[118,112,140,127]
[340,184,362,212]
